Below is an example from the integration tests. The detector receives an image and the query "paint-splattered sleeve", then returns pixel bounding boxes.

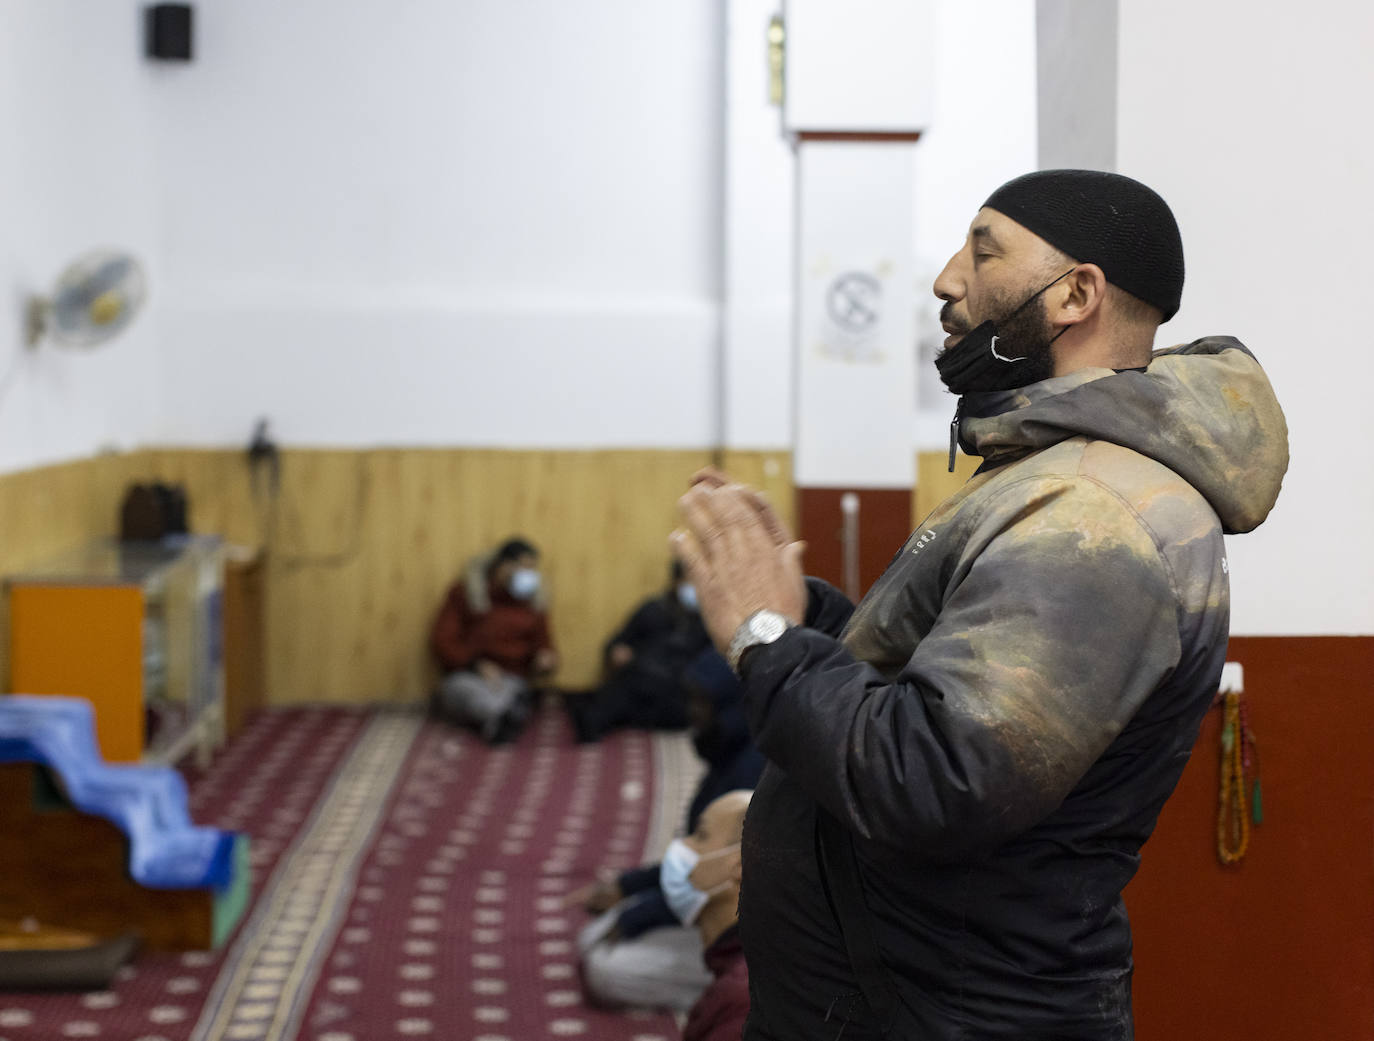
[740,475,1183,856]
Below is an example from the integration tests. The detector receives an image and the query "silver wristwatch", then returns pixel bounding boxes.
[726,609,793,674]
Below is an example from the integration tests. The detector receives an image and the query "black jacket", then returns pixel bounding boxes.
[605,592,711,682]
[737,341,1288,1039]
[617,649,767,939]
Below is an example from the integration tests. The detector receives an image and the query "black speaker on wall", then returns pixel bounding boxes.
[145,4,193,61]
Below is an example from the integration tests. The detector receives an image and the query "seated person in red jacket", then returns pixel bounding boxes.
[566,560,711,743]
[430,537,558,743]
[669,789,752,1041]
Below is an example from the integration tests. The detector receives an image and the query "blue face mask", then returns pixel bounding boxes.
[659,838,738,925]
[508,567,540,601]
[660,839,708,924]
[677,583,699,612]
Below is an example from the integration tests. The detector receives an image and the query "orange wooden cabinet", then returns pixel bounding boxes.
[10,584,146,761]
[7,539,225,764]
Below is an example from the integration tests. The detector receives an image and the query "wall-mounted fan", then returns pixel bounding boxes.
[25,250,148,349]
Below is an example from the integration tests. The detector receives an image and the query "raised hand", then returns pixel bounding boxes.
[672,481,806,655]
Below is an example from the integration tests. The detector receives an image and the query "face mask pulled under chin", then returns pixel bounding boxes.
[934,269,1073,396]
[934,319,1037,395]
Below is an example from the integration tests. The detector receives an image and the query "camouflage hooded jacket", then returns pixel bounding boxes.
[736,337,1288,1040]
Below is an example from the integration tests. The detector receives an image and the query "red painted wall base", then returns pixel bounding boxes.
[795,486,912,600]
[1126,635,1374,1040]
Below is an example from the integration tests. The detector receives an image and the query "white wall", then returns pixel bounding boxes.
[0,0,1036,464]
[151,0,725,449]
[722,0,1038,450]
[794,144,918,488]
[911,0,1038,447]
[0,1,163,475]
[721,0,794,449]
[0,0,1037,464]
[1118,0,1373,635]
[145,0,1036,453]
[12,4,1348,633]
[782,0,935,134]
[1036,0,1116,171]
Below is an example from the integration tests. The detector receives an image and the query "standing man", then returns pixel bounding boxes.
[673,171,1288,1039]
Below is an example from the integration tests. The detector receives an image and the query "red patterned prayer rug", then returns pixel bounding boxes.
[0,705,694,1041]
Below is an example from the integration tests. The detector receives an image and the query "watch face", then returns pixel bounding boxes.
[752,612,787,642]
[729,610,792,672]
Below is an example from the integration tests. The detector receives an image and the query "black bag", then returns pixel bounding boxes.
[119,482,189,541]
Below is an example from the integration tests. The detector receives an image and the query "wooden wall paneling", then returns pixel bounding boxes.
[717,451,796,537]
[265,450,368,703]
[362,448,531,703]
[247,447,751,703]
[527,450,717,695]
[255,447,790,703]
[2,449,799,706]
[368,449,438,699]
[341,450,390,702]
[0,454,142,571]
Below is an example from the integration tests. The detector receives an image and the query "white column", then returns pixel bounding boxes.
[721,0,795,450]
[784,0,934,488]
[793,142,918,488]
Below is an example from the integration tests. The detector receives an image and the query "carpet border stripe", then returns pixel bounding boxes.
[644,731,704,858]
[189,712,422,1041]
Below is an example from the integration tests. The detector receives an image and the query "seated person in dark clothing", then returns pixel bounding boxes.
[430,537,558,743]
[675,790,751,1041]
[567,560,711,742]
[683,650,767,830]
[570,650,764,1010]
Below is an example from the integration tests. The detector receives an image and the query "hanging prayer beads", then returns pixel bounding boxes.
[1217,689,1261,865]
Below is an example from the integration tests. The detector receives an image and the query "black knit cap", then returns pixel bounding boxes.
[983,169,1185,321]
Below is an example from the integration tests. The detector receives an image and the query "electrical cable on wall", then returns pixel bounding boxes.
[245,419,369,572]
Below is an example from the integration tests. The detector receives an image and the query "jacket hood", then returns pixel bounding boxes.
[958,336,1288,534]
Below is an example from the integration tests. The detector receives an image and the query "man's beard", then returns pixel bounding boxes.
[984,291,1057,384]
[935,286,1059,395]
